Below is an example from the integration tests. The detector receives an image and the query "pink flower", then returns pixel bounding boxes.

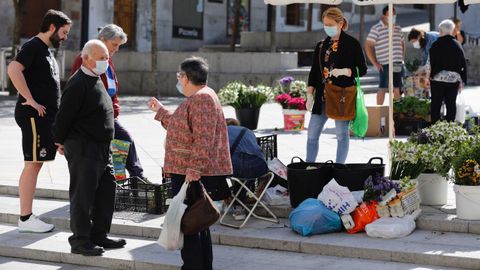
[288,97,306,110]
[275,93,292,109]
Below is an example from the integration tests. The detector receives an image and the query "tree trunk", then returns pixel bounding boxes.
[9,0,25,95]
[229,0,240,52]
[151,0,157,71]
[307,4,313,32]
[270,5,276,52]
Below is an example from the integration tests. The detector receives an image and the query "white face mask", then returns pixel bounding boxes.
[92,60,109,75]
[392,15,396,24]
[412,40,421,49]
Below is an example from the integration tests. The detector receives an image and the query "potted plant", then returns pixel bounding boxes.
[451,128,480,220]
[389,140,425,181]
[274,76,307,131]
[407,121,469,205]
[218,81,273,130]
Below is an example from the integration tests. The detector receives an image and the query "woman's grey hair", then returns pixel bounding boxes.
[97,24,128,43]
[81,39,108,58]
[438,19,455,35]
[180,56,209,85]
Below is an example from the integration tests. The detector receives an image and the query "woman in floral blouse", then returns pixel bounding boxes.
[148,56,232,270]
[306,7,367,163]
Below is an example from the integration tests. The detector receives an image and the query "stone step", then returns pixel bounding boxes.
[0,188,475,237]
[0,256,107,269]
[0,222,466,270]
[0,195,479,269]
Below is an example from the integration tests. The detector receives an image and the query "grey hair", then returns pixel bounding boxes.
[97,24,128,43]
[438,19,455,35]
[81,39,108,58]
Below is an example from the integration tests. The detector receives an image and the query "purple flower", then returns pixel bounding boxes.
[279,76,294,86]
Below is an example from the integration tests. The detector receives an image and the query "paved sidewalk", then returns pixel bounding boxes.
[0,87,479,188]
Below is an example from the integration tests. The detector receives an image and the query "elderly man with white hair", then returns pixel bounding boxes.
[53,39,126,256]
[429,19,467,123]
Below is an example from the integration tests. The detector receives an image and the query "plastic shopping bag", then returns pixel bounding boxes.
[365,209,420,238]
[289,198,341,236]
[110,139,131,180]
[456,92,466,124]
[318,179,358,215]
[346,201,379,234]
[262,185,289,206]
[158,181,189,250]
[350,67,368,137]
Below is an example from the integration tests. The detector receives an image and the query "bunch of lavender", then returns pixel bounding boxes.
[363,174,401,202]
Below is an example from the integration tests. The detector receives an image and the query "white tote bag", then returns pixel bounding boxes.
[157,181,189,250]
[456,92,466,124]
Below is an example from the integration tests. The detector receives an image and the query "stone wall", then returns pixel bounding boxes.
[465,46,480,85]
[65,50,298,96]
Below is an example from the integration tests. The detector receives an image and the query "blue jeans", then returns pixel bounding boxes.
[306,103,350,164]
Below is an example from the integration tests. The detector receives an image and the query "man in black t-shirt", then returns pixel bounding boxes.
[7,9,71,233]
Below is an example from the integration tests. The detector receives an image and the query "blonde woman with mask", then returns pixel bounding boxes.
[306,7,367,164]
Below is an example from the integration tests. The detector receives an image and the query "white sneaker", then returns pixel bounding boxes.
[18,214,55,233]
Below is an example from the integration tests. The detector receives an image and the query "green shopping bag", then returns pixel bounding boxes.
[350,67,368,137]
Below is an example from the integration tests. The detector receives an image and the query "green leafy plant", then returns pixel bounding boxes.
[410,121,469,177]
[389,140,426,180]
[452,126,480,185]
[218,82,274,109]
[393,96,431,118]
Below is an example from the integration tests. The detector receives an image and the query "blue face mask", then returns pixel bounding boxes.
[176,81,184,95]
[324,26,339,37]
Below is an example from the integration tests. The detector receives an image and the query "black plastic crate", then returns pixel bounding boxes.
[114,177,171,214]
[394,117,429,136]
[256,134,277,161]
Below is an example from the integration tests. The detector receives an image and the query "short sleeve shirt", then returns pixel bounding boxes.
[366,21,404,65]
[14,37,61,121]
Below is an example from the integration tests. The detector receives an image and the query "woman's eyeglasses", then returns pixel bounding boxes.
[176,72,185,79]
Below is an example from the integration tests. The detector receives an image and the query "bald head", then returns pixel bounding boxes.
[81,39,109,74]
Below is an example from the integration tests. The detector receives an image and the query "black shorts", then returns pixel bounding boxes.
[15,116,57,162]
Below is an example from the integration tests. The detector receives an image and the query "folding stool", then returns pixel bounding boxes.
[219,172,279,229]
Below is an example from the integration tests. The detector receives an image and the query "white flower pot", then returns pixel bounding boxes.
[417,173,448,205]
[454,184,480,220]
[282,109,306,131]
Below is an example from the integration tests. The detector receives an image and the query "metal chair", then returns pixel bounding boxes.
[219,172,279,229]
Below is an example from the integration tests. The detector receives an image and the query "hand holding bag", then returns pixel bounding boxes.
[181,181,220,235]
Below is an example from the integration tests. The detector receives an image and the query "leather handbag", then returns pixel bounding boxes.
[324,83,357,121]
[181,181,220,235]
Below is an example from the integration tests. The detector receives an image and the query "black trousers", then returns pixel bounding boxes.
[171,174,214,270]
[64,138,116,249]
[114,119,144,178]
[430,81,459,123]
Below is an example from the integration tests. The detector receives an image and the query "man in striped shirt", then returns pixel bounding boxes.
[365,6,405,105]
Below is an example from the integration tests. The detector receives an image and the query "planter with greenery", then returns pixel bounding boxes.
[274,76,307,131]
[218,81,273,130]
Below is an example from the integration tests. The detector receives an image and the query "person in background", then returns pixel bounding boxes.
[70,24,148,182]
[7,9,71,233]
[452,18,466,46]
[148,57,232,270]
[365,5,405,105]
[306,7,367,164]
[54,39,127,256]
[408,28,439,66]
[429,19,467,123]
[226,118,268,220]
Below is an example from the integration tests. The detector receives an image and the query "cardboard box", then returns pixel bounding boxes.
[366,105,389,137]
